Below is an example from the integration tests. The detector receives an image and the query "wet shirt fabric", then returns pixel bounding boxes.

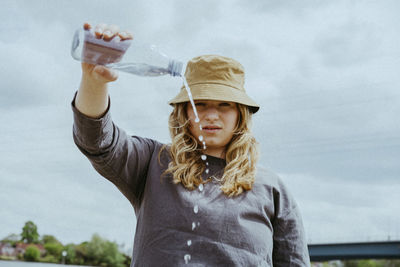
[71,93,310,267]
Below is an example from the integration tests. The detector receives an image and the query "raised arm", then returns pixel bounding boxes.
[71,23,156,208]
[75,22,131,118]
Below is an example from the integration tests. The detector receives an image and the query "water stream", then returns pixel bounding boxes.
[181,76,210,264]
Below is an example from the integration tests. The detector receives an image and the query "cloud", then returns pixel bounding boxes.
[236,0,331,15]
[279,172,400,243]
[1,0,399,249]
[314,21,383,68]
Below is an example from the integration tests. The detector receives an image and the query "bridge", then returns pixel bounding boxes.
[308,241,400,261]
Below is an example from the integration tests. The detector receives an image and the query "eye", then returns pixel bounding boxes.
[219,102,232,107]
[195,102,206,107]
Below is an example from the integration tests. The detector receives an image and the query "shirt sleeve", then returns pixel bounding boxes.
[272,178,311,266]
[71,91,158,207]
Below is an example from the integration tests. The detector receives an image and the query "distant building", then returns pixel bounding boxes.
[0,242,45,257]
[15,243,46,256]
[0,242,16,256]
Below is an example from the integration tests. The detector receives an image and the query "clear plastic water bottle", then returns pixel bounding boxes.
[71,26,183,77]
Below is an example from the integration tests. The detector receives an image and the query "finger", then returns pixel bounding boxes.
[102,30,114,41]
[93,65,118,82]
[94,23,106,39]
[108,24,120,34]
[83,22,92,31]
[107,69,118,82]
[118,31,134,41]
[103,24,120,41]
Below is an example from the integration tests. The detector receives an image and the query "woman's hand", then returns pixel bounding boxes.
[81,62,118,85]
[80,22,133,84]
[76,22,132,118]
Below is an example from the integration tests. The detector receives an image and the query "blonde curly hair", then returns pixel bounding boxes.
[161,102,259,197]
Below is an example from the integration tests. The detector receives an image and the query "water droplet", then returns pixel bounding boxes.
[205,169,209,174]
[206,162,209,166]
[192,222,196,230]
[199,124,203,130]
[198,183,204,192]
[199,135,203,141]
[195,118,200,123]
[194,205,199,214]
[184,254,191,264]
[187,240,192,246]
[201,155,207,161]
[197,222,200,227]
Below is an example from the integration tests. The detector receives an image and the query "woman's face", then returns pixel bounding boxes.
[186,100,239,159]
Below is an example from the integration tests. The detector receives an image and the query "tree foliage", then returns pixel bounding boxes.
[23,245,40,261]
[344,260,400,267]
[1,233,20,246]
[73,242,88,265]
[64,243,77,265]
[86,233,126,267]
[41,234,61,245]
[6,221,129,266]
[44,242,64,260]
[20,221,39,244]
[318,260,400,267]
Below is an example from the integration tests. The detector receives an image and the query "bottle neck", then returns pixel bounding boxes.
[168,60,183,77]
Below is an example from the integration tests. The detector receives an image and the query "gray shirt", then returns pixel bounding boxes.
[71,93,310,266]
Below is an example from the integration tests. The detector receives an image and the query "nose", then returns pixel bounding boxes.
[204,107,219,122]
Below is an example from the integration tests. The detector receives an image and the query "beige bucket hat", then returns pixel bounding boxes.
[168,55,259,113]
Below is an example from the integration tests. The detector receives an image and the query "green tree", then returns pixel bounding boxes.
[41,234,61,245]
[382,260,400,267]
[64,243,77,265]
[343,260,385,267]
[86,234,126,267]
[44,242,64,260]
[343,260,358,267]
[24,245,40,261]
[21,221,39,244]
[74,242,88,265]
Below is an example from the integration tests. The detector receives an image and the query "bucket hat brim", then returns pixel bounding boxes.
[169,83,259,113]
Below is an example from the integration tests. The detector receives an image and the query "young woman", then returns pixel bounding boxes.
[72,23,310,266]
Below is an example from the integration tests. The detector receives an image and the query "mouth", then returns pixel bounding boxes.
[202,125,222,133]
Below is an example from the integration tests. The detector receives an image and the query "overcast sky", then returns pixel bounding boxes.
[1,0,399,255]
